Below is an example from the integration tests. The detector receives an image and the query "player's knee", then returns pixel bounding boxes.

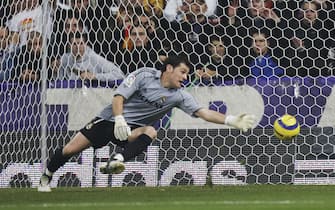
[143,126,157,140]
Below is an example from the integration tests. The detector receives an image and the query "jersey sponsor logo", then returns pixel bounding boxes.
[136,92,164,108]
[124,74,136,87]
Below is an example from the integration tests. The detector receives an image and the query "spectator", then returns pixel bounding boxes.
[215,0,243,26]
[132,10,167,59]
[184,0,209,23]
[133,11,164,40]
[163,0,217,22]
[93,1,117,56]
[55,32,125,81]
[48,12,85,78]
[112,5,136,53]
[165,0,221,74]
[211,0,250,72]
[113,6,164,53]
[71,0,95,32]
[0,26,10,61]
[110,4,159,63]
[71,0,114,55]
[71,0,92,15]
[64,14,85,34]
[115,25,162,74]
[10,31,43,82]
[244,0,281,28]
[142,0,165,17]
[196,35,247,82]
[5,0,52,47]
[0,25,11,81]
[196,35,227,81]
[289,1,333,77]
[247,29,284,78]
[167,0,214,48]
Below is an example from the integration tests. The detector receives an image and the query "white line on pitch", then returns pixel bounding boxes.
[0,200,324,208]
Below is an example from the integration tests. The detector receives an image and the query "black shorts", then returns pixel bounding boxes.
[80,117,131,149]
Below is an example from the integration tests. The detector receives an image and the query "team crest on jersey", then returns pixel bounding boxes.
[124,74,136,87]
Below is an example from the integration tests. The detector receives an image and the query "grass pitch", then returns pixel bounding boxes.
[0,185,334,210]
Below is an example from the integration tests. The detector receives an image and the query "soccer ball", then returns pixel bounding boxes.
[273,114,300,140]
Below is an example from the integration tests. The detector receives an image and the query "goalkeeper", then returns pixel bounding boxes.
[38,55,255,192]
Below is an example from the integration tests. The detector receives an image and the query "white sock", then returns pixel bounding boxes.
[113,153,124,162]
[45,168,54,177]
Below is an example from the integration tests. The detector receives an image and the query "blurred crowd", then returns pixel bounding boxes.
[0,0,334,84]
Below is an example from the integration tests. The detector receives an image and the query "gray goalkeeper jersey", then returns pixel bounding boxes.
[98,67,202,126]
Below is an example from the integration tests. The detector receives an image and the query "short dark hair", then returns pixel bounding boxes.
[160,54,191,72]
[302,1,320,10]
[249,27,270,38]
[68,31,88,43]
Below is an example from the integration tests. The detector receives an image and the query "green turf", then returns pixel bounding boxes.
[0,185,334,210]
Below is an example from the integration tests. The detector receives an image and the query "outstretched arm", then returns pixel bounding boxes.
[195,108,226,124]
[194,108,256,132]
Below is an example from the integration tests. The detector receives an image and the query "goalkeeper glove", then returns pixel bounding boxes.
[114,115,131,141]
[225,114,256,132]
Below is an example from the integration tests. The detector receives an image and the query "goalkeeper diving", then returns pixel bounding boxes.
[38,55,256,192]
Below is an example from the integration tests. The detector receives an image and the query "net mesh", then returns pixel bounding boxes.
[0,0,335,187]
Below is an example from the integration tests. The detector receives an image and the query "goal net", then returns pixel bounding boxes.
[0,0,335,188]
